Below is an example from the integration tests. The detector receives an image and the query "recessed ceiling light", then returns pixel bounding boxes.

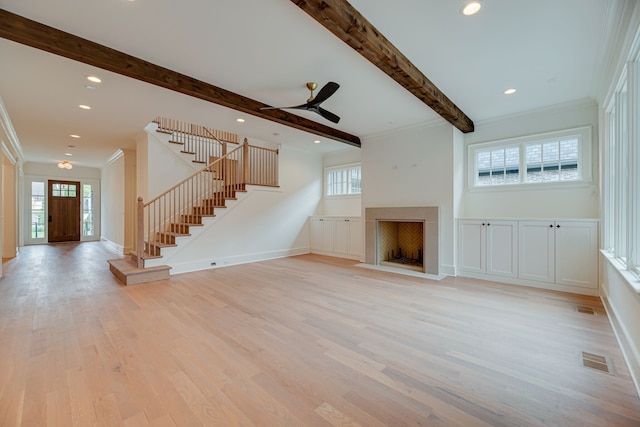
[69,134,81,139]
[504,88,517,95]
[68,145,76,149]
[65,153,73,156]
[236,118,245,123]
[86,76,101,83]
[314,140,321,144]
[85,85,96,90]
[78,104,91,110]
[461,1,482,16]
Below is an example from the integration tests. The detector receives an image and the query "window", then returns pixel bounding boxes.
[326,164,361,196]
[603,59,639,275]
[52,183,77,197]
[469,126,591,188]
[31,181,45,239]
[82,184,94,237]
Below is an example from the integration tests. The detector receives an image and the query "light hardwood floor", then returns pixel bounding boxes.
[1,242,639,426]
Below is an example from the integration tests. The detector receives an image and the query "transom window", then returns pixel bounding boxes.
[326,164,361,196]
[52,183,77,197]
[469,126,591,188]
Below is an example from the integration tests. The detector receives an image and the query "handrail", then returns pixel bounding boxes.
[136,118,281,265]
[153,116,239,144]
[144,145,243,208]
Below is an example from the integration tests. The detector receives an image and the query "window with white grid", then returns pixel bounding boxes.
[469,126,591,188]
[326,164,361,196]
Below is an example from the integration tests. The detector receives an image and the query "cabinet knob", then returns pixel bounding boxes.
[556,224,560,228]
[487,223,490,226]
[482,223,485,226]
[549,224,553,228]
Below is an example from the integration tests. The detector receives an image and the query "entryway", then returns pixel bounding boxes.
[47,180,81,242]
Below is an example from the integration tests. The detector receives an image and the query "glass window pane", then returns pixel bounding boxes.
[542,141,559,162]
[31,182,45,239]
[82,184,94,237]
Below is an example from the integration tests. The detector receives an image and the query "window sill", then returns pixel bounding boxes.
[325,194,362,199]
[467,180,594,193]
[601,250,640,295]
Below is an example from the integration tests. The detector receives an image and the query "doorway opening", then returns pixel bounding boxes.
[48,180,81,242]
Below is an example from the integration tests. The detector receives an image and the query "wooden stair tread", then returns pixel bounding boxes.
[108,258,171,285]
[147,242,177,248]
[157,231,191,237]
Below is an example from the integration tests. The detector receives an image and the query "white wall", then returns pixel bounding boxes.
[463,99,600,219]
[361,121,458,275]
[101,153,125,253]
[322,147,362,217]
[149,145,323,274]
[142,126,200,201]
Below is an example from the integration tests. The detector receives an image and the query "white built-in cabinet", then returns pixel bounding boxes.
[310,216,363,260]
[458,218,599,294]
[458,219,518,278]
[519,220,598,290]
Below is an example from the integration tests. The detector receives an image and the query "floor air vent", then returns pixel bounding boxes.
[577,305,595,315]
[582,351,610,374]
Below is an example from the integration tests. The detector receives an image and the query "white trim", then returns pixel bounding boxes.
[357,263,445,281]
[457,270,600,297]
[102,149,124,169]
[0,96,25,164]
[167,247,310,275]
[101,236,124,255]
[467,126,592,189]
[473,98,597,131]
[362,117,446,140]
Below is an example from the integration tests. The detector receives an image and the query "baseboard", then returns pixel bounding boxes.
[101,237,124,255]
[601,292,640,398]
[440,264,456,276]
[309,249,363,261]
[456,270,600,296]
[168,246,310,275]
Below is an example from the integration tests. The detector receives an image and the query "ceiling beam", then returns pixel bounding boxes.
[0,9,361,147]
[291,0,475,133]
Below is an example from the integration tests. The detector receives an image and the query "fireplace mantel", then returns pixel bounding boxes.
[365,207,439,276]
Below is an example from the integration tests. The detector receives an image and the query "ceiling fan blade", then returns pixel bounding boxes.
[317,107,340,124]
[308,82,339,106]
[260,103,308,111]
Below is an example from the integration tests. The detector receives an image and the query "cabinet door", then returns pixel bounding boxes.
[486,220,518,278]
[348,219,363,257]
[310,218,323,252]
[334,219,349,255]
[458,220,485,273]
[321,218,335,252]
[518,221,555,283]
[555,221,598,289]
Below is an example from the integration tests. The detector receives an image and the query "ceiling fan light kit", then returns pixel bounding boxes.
[261,81,341,123]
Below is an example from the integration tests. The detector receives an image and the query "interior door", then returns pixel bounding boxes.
[48,180,81,242]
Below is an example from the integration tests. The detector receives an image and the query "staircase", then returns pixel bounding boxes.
[108,117,279,285]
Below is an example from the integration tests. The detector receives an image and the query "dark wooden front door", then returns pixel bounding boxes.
[48,180,81,242]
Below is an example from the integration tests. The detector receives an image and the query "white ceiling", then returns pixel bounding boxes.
[0,0,617,168]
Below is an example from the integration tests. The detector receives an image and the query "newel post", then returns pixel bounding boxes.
[242,138,249,184]
[136,196,144,268]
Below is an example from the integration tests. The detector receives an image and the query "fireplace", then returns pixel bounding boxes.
[378,221,424,271]
[365,207,439,276]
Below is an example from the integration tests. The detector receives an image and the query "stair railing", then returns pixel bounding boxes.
[136,144,244,267]
[153,116,238,164]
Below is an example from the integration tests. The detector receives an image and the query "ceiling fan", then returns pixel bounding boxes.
[261,82,341,123]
